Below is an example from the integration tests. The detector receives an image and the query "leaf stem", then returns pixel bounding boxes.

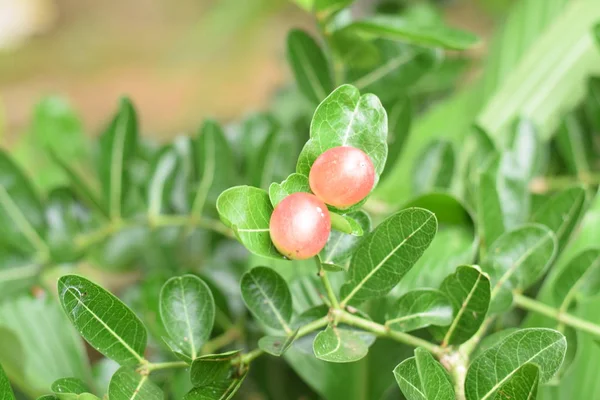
[314,257,341,309]
[530,173,600,193]
[513,293,600,338]
[201,328,241,355]
[75,214,233,249]
[335,310,443,357]
[145,360,189,373]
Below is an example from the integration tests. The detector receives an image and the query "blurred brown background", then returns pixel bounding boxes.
[0,0,495,145]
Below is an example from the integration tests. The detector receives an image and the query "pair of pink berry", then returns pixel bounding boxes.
[270,146,375,260]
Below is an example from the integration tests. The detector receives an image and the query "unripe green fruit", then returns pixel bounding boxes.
[309,146,375,209]
[269,193,331,260]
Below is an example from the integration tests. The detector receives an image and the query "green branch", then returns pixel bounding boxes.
[513,293,600,337]
[335,309,443,357]
[314,257,341,309]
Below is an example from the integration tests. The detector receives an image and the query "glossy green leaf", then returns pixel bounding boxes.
[0,296,91,398]
[393,348,454,400]
[268,173,311,207]
[190,350,240,387]
[346,40,441,104]
[187,351,247,400]
[0,363,15,400]
[0,149,46,254]
[484,225,557,313]
[547,99,589,174]
[412,140,455,195]
[108,367,162,400]
[147,148,178,217]
[192,120,235,217]
[97,97,138,220]
[465,328,566,400]
[286,29,333,104]
[241,267,292,331]
[345,15,479,50]
[553,249,600,308]
[313,325,368,363]
[386,289,453,333]
[159,275,215,360]
[296,84,388,189]
[217,185,282,259]
[434,265,490,346]
[51,378,88,395]
[531,186,587,251]
[321,210,371,268]
[58,275,147,366]
[492,363,540,400]
[258,329,299,357]
[45,188,90,263]
[340,208,437,305]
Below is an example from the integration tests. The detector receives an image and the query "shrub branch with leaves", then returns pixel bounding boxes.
[1,0,600,399]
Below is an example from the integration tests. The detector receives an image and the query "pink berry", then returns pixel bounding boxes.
[269,193,331,260]
[309,146,375,209]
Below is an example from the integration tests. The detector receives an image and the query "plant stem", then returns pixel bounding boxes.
[202,328,241,355]
[530,173,600,193]
[145,361,189,372]
[314,257,340,309]
[513,293,600,337]
[335,310,443,357]
[75,214,234,249]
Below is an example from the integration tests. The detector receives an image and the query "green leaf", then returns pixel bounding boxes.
[97,97,138,220]
[465,328,566,400]
[494,363,539,400]
[286,29,333,104]
[190,350,240,387]
[346,40,441,104]
[313,325,368,363]
[108,367,162,400]
[477,155,529,249]
[268,173,311,207]
[393,348,454,400]
[531,186,587,251]
[381,97,412,180]
[0,149,46,254]
[478,0,600,139]
[340,208,437,305]
[412,140,455,195]
[240,267,292,331]
[584,77,600,131]
[329,212,363,236]
[58,275,147,366]
[217,186,282,259]
[37,397,58,400]
[507,118,540,181]
[159,275,215,360]
[0,245,39,300]
[0,296,92,398]
[321,210,371,267]
[553,249,600,308]
[45,188,90,263]
[49,150,107,218]
[345,15,479,50]
[192,120,235,217]
[385,289,453,333]
[296,84,388,189]
[147,148,178,218]
[258,329,299,356]
[314,0,353,15]
[433,265,491,346]
[51,378,88,395]
[187,351,247,400]
[0,363,15,400]
[484,225,557,313]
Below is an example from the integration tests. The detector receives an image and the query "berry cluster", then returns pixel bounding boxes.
[269,146,375,260]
